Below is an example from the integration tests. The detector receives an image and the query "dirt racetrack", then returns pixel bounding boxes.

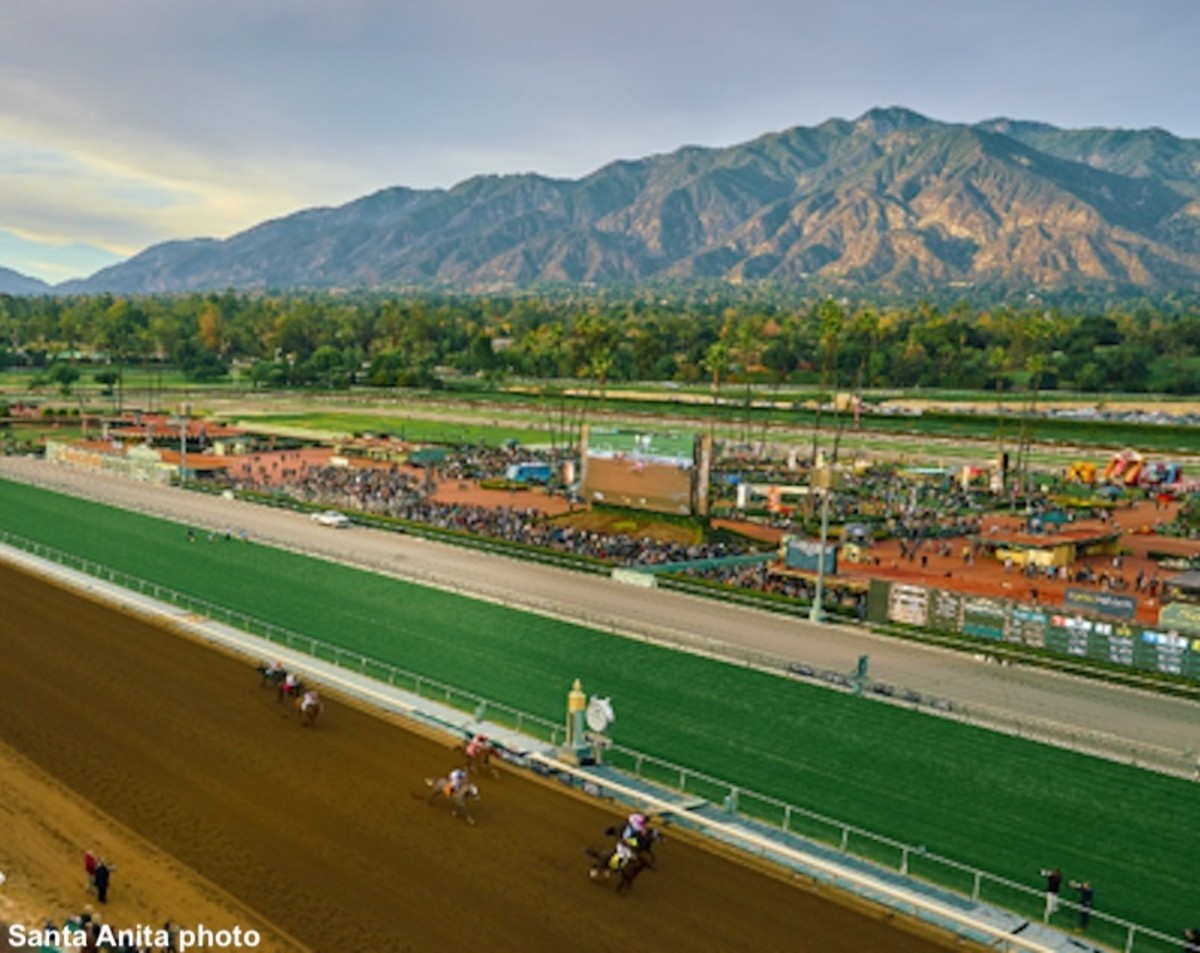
[0,560,966,953]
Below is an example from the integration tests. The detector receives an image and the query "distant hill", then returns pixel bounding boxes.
[0,267,51,295]
[55,107,1200,295]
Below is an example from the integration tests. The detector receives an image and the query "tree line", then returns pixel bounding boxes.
[1,289,1199,397]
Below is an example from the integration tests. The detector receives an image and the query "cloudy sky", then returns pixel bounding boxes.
[2,0,1197,283]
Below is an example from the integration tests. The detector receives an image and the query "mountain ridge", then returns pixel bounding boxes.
[31,107,1200,294]
[0,266,51,295]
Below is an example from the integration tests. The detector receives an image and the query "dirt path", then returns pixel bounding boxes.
[0,739,305,952]
[0,561,961,953]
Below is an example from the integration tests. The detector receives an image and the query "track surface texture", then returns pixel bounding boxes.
[0,562,963,953]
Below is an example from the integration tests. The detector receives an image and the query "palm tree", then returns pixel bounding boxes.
[702,340,732,446]
[810,298,844,465]
[732,316,764,449]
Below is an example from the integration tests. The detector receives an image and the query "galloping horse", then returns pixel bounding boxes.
[278,673,305,705]
[255,660,287,690]
[585,843,649,894]
[425,774,481,825]
[605,824,665,870]
[295,691,322,728]
[455,734,499,778]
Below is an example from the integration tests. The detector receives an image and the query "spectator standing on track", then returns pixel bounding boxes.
[1041,867,1062,919]
[83,848,97,894]
[93,858,113,904]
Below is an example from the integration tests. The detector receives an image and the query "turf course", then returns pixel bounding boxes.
[237,412,547,447]
[0,476,1195,943]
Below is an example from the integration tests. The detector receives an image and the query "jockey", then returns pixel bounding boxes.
[621,812,648,846]
[608,841,635,870]
[448,768,468,793]
[269,659,284,675]
[465,733,490,759]
[301,689,320,712]
[282,672,299,695]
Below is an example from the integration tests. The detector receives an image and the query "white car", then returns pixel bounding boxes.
[311,510,351,528]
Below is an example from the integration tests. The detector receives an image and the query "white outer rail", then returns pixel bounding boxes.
[528,751,1061,953]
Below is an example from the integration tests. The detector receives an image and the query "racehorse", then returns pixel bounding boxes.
[585,844,650,894]
[295,693,322,728]
[278,675,305,705]
[605,824,665,870]
[255,661,287,690]
[425,775,481,825]
[455,734,499,778]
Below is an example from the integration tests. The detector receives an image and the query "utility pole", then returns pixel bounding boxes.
[810,484,831,623]
[175,402,190,487]
[809,464,840,623]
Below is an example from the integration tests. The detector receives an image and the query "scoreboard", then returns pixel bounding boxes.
[1006,605,1048,648]
[873,580,1200,680]
[961,596,1006,641]
[887,583,929,626]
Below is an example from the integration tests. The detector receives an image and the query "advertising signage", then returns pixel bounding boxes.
[871,580,1199,680]
[1063,587,1137,621]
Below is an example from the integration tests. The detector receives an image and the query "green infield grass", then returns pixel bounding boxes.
[0,477,1194,941]
[235,412,548,447]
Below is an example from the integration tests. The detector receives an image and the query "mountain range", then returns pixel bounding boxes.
[10,107,1200,296]
[0,266,51,295]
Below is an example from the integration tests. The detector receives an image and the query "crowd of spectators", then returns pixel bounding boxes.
[678,562,866,616]
[222,462,748,569]
[219,453,1175,613]
[435,444,559,482]
[712,464,991,538]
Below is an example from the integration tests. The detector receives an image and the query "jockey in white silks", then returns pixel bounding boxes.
[301,689,320,712]
[283,672,299,696]
[448,768,468,793]
[608,840,635,870]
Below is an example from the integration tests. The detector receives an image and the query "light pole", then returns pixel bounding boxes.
[809,465,839,623]
[174,402,190,487]
[810,484,830,622]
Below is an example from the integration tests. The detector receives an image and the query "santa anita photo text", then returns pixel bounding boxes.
[6,922,261,950]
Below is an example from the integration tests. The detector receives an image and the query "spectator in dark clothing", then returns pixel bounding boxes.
[93,859,112,904]
[1070,880,1093,930]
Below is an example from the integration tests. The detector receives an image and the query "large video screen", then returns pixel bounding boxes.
[581,429,699,516]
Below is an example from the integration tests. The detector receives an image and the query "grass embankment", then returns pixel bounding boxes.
[0,477,1194,941]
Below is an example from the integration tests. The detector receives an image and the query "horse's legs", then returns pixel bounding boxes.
[451,794,476,825]
[617,861,643,894]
